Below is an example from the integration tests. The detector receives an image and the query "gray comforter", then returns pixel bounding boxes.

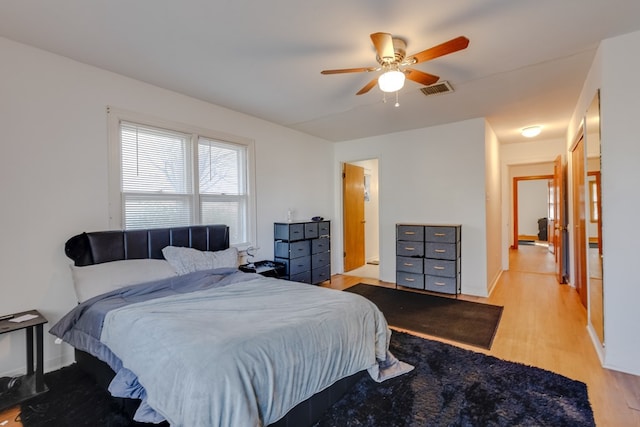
[51,269,412,426]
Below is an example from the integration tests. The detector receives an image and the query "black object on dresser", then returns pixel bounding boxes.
[239,260,286,278]
[274,221,331,284]
[396,224,461,295]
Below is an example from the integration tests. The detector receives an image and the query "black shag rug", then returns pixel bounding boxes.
[313,331,594,427]
[345,284,503,349]
[20,332,593,427]
[19,362,164,427]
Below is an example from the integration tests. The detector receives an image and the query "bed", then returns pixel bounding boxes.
[51,225,412,426]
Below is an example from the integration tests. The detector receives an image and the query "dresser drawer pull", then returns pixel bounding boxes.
[433,266,445,270]
[404,231,416,235]
[434,282,446,286]
[403,262,414,267]
[405,247,415,251]
[404,278,415,282]
[434,249,446,253]
[434,233,446,236]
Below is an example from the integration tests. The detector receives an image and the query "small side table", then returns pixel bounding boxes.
[0,310,48,411]
[239,260,286,278]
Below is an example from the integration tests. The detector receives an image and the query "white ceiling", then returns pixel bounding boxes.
[2,0,640,144]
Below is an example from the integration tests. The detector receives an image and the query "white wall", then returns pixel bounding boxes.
[484,124,502,292]
[334,118,489,297]
[0,37,334,376]
[567,30,640,375]
[597,30,640,374]
[517,180,549,237]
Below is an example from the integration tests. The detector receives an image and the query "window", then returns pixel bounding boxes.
[198,138,248,242]
[108,108,255,247]
[589,178,599,223]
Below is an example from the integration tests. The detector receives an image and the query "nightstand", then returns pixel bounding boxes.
[0,310,48,411]
[239,260,286,278]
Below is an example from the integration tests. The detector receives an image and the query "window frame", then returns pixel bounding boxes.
[588,174,600,224]
[107,106,256,248]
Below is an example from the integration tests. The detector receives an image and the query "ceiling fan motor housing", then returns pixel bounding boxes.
[377,38,407,65]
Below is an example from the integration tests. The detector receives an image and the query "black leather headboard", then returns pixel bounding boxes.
[65,225,230,266]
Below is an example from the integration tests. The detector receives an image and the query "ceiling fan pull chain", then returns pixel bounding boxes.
[395,91,400,108]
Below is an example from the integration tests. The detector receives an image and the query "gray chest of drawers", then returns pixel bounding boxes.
[274,221,331,285]
[396,223,461,295]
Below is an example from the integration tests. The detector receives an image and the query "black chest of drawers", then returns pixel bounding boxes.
[396,224,461,295]
[274,221,331,285]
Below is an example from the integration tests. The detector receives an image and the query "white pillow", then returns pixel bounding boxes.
[162,246,239,275]
[70,259,177,303]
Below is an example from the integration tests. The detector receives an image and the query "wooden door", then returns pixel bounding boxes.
[550,155,566,283]
[571,138,588,308]
[343,163,365,272]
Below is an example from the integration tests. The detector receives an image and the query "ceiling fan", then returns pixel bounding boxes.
[321,32,469,95]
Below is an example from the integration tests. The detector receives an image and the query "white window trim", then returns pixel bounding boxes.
[106,106,257,248]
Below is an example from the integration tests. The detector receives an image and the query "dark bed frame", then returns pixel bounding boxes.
[64,224,363,427]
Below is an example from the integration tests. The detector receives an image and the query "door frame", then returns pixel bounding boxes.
[570,128,589,309]
[551,154,568,284]
[340,159,380,276]
[511,174,553,249]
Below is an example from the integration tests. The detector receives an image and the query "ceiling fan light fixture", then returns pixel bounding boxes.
[378,70,405,93]
[521,126,542,138]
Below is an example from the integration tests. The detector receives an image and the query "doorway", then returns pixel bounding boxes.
[509,161,567,282]
[512,175,552,249]
[342,159,379,279]
[511,175,554,276]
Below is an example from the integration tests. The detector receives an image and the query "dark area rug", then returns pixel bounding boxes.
[345,283,503,349]
[20,332,594,427]
[314,331,594,427]
[20,364,166,427]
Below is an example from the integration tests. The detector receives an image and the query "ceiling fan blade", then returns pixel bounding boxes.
[321,66,378,75]
[356,78,379,95]
[404,68,440,86]
[408,36,470,64]
[370,32,395,62]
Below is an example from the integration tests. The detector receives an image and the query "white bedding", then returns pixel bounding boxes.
[100,276,412,426]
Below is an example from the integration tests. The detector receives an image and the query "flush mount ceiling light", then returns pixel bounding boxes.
[378,69,406,93]
[521,126,542,138]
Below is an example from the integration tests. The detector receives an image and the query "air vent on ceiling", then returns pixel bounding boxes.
[420,80,454,96]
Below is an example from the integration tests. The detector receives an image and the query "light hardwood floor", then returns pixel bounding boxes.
[2,246,637,426]
[0,405,20,427]
[334,245,640,427]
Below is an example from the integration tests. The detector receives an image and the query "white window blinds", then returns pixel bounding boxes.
[114,116,252,246]
[120,122,193,229]
[198,138,248,245]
